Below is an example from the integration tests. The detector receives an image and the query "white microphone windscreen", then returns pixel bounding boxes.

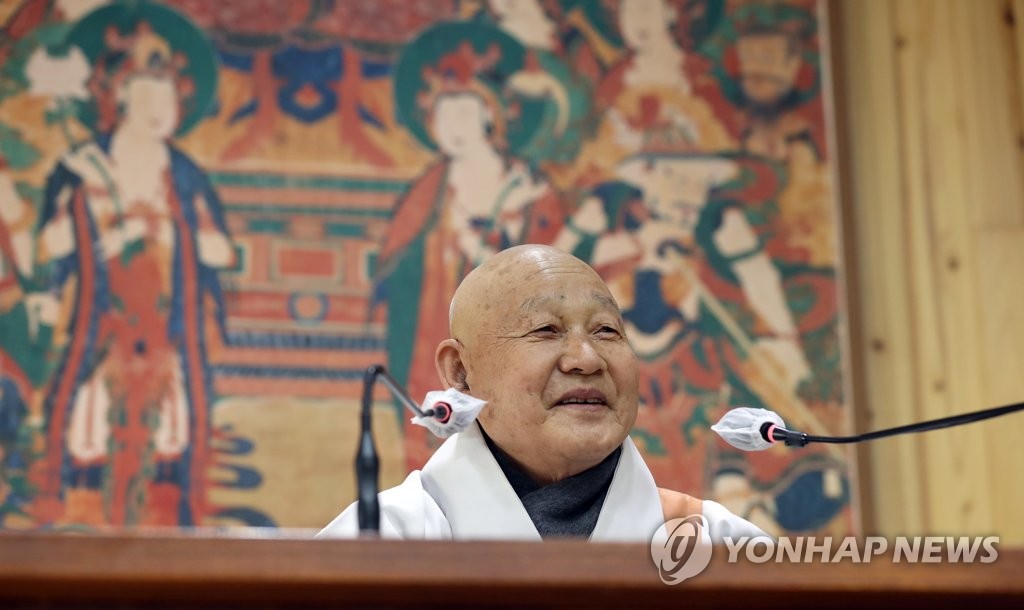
[411,388,487,438]
[711,407,786,451]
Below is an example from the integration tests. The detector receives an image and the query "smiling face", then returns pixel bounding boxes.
[119,74,179,140]
[439,245,639,484]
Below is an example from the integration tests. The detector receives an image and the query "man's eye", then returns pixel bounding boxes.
[596,326,620,337]
[532,325,558,335]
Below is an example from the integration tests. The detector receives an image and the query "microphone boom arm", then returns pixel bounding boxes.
[765,401,1024,447]
[357,364,445,535]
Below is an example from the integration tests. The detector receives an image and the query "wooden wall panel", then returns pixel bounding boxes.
[838,0,924,535]
[977,232,1024,534]
[838,0,1024,543]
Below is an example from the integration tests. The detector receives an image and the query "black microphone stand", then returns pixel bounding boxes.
[357,364,446,535]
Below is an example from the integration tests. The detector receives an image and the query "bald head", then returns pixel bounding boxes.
[434,244,640,484]
[448,245,611,341]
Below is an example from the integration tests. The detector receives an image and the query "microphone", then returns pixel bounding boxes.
[411,388,487,438]
[710,407,785,451]
[712,401,1024,451]
[356,365,487,534]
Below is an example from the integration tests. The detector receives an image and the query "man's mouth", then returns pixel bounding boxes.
[554,389,608,408]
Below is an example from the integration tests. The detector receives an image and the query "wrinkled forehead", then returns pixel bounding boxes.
[514,290,622,324]
[503,266,622,319]
[450,246,621,338]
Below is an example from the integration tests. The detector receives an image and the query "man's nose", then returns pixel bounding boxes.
[558,333,606,375]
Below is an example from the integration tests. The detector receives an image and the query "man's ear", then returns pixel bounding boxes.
[435,338,470,392]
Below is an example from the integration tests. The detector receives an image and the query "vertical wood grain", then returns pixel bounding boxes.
[839,0,1023,544]
[958,0,1024,229]
[976,231,1024,537]
[912,0,993,534]
[838,0,924,535]
[1013,0,1024,159]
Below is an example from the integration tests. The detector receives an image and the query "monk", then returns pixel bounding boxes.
[320,245,768,542]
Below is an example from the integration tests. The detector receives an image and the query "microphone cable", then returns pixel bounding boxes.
[766,400,1024,447]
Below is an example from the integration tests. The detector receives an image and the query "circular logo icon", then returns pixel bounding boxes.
[650,515,713,585]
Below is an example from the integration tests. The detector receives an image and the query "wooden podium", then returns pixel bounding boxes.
[0,532,1021,608]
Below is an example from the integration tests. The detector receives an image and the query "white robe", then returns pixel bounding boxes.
[318,423,768,543]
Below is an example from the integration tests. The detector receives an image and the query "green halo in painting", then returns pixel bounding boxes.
[393,21,545,155]
[66,0,217,136]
